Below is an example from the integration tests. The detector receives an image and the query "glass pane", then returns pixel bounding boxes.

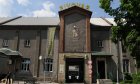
[21,64,23,70]
[43,58,53,71]
[69,65,79,71]
[123,59,129,72]
[50,64,52,71]
[47,64,50,71]
[27,64,29,70]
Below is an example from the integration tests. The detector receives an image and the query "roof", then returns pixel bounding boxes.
[0,17,60,26]
[91,51,113,56]
[0,17,13,23]
[90,18,116,26]
[0,17,116,26]
[0,48,22,56]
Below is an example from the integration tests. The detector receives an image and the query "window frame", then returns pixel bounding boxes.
[24,40,31,47]
[123,59,130,73]
[2,39,9,47]
[97,40,103,47]
[21,58,30,71]
[44,58,53,72]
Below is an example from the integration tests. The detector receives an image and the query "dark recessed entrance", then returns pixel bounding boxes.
[97,60,105,79]
[65,58,84,83]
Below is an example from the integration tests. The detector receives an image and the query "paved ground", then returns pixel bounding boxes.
[12,81,98,84]
[13,82,96,84]
[13,81,59,84]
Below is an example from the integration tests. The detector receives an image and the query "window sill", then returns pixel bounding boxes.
[44,71,53,73]
[98,46,103,48]
[24,46,31,48]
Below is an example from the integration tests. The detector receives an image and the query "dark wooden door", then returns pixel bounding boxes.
[97,60,105,79]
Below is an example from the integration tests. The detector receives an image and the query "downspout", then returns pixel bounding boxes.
[16,30,20,51]
[37,30,42,77]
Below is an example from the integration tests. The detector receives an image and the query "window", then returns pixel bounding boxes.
[21,59,30,71]
[44,58,53,72]
[24,40,30,47]
[3,39,9,47]
[97,40,103,47]
[123,59,129,73]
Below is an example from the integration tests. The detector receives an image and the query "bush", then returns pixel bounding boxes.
[120,80,132,84]
[120,72,140,84]
[132,72,140,83]
[124,73,132,80]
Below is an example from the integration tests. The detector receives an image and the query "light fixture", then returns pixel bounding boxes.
[39,55,42,60]
[84,54,88,59]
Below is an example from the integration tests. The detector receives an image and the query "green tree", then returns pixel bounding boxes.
[99,0,140,66]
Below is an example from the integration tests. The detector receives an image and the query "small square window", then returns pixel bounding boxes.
[3,39,9,47]
[97,40,103,47]
[24,40,30,47]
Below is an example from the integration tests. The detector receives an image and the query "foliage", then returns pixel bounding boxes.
[120,80,133,84]
[47,28,56,57]
[107,72,114,81]
[132,72,140,83]
[120,73,133,84]
[59,3,90,11]
[124,73,132,80]
[120,72,140,84]
[99,0,140,64]
[86,5,90,10]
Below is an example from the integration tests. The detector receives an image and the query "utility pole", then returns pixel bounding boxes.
[116,55,119,84]
[116,38,123,84]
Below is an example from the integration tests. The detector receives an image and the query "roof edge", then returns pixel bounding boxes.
[0,16,22,25]
[101,17,113,26]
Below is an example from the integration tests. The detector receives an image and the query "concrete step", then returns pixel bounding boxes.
[65,83,84,84]
[13,82,97,84]
[97,79,113,84]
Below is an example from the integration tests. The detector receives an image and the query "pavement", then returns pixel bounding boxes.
[13,81,59,84]
[12,81,97,84]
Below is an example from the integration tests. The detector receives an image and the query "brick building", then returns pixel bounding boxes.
[0,6,137,83]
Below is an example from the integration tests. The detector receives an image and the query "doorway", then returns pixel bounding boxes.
[97,60,106,79]
[65,58,84,83]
